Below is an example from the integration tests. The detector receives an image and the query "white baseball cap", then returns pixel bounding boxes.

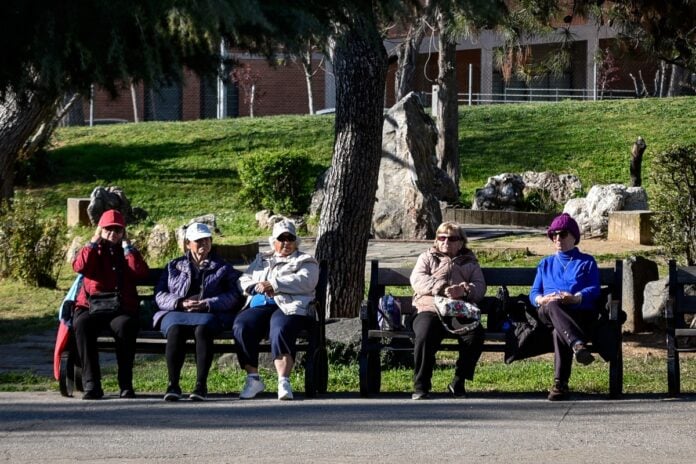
[272,220,297,240]
[185,222,212,241]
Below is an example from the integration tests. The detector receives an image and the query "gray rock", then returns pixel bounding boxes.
[473,173,525,210]
[373,92,451,239]
[87,186,137,225]
[255,210,272,229]
[147,224,175,260]
[563,184,649,237]
[325,318,362,365]
[521,171,582,204]
[642,278,668,323]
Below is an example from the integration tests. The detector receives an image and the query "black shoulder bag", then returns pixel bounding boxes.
[87,254,124,316]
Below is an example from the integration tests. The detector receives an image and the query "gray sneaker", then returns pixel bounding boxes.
[239,376,265,399]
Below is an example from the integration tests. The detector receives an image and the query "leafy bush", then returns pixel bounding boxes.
[521,187,560,213]
[0,196,66,287]
[237,150,316,215]
[650,144,696,265]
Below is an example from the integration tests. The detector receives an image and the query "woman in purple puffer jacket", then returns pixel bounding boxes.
[154,223,242,402]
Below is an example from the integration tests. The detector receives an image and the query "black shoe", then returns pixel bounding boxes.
[573,343,595,366]
[447,382,466,397]
[119,388,136,399]
[82,388,104,400]
[189,384,207,401]
[411,391,430,400]
[163,385,182,402]
[547,381,569,401]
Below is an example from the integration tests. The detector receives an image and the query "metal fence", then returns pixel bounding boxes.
[460,87,636,105]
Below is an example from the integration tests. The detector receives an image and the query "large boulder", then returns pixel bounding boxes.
[372,92,453,239]
[87,186,138,225]
[563,184,649,236]
[521,171,582,204]
[472,173,525,210]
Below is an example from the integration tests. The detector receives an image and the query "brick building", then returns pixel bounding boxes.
[82,21,660,123]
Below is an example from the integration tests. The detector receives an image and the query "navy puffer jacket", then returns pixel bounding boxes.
[153,253,242,328]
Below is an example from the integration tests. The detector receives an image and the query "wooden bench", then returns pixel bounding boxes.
[59,260,329,398]
[359,259,624,398]
[666,260,696,396]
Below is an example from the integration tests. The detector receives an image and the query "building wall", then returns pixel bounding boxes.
[233,57,326,117]
[82,57,326,123]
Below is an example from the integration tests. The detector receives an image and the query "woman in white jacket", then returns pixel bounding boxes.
[234,220,319,400]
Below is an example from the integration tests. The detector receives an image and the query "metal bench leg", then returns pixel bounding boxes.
[667,330,680,397]
[359,349,381,397]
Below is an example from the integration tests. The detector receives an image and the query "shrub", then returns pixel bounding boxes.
[650,144,696,265]
[0,195,66,287]
[237,150,316,215]
[521,187,560,213]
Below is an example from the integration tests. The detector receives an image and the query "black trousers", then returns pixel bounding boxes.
[538,301,597,384]
[412,311,484,394]
[73,309,138,391]
[165,324,215,387]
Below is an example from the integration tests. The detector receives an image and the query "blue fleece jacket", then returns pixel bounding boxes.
[529,247,600,310]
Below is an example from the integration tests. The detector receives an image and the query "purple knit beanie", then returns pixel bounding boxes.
[547,213,581,244]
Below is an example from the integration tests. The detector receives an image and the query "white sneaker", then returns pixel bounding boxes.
[278,379,293,401]
[239,376,265,399]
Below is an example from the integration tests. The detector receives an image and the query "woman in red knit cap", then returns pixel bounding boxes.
[530,213,600,401]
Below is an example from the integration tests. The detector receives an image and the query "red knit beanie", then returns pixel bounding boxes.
[547,213,580,244]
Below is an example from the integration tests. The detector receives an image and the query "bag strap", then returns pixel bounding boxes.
[434,307,480,336]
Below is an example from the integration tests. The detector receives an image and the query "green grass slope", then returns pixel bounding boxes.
[35,96,696,232]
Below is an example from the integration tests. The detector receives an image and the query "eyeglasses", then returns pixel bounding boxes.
[104,226,124,233]
[550,230,569,239]
[276,234,296,243]
[436,235,462,242]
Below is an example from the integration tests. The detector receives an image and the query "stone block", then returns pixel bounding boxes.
[608,210,654,245]
[66,198,91,227]
[622,256,659,333]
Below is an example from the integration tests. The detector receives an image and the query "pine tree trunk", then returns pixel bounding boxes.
[0,89,57,202]
[316,12,387,318]
[435,13,459,202]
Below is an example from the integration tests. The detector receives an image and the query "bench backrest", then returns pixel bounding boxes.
[367,259,622,328]
[669,260,696,315]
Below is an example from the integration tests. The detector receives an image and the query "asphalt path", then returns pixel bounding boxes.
[1,392,694,463]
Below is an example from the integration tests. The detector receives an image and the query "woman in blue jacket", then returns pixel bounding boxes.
[154,223,242,401]
[530,213,600,401]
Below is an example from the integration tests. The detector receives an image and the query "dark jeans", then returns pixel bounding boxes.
[232,305,311,369]
[412,311,484,394]
[538,301,597,384]
[73,309,138,391]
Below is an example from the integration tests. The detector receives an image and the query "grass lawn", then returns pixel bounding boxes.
[2,353,694,397]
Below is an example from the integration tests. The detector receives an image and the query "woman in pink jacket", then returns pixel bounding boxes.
[409,221,486,400]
